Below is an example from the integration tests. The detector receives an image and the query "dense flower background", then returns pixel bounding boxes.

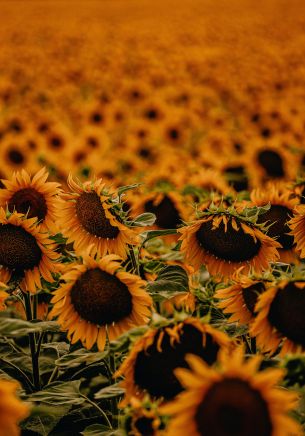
[0,1,305,435]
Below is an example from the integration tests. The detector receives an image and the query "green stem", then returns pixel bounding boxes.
[81,395,112,429]
[129,246,140,275]
[24,292,41,390]
[48,366,58,385]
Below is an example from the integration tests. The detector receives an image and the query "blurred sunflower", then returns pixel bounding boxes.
[289,205,305,258]
[50,253,152,351]
[215,272,269,325]
[179,210,280,277]
[0,167,61,232]
[0,379,29,436]
[250,185,298,263]
[115,318,231,404]
[123,397,164,436]
[0,209,59,293]
[162,347,301,436]
[57,175,139,258]
[251,280,305,355]
[0,282,9,311]
[0,136,37,175]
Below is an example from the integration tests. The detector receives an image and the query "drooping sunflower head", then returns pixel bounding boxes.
[162,347,301,436]
[115,318,232,404]
[0,167,62,232]
[215,272,270,325]
[50,253,152,351]
[250,185,298,262]
[56,175,139,258]
[251,279,305,356]
[179,206,281,278]
[0,209,60,293]
[123,397,165,436]
[0,379,29,436]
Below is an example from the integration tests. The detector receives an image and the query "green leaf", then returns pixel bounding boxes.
[131,212,156,227]
[27,380,85,405]
[94,382,125,399]
[21,403,72,436]
[55,348,109,369]
[81,424,112,435]
[117,183,141,196]
[110,325,148,352]
[148,265,189,293]
[141,228,177,242]
[0,316,60,337]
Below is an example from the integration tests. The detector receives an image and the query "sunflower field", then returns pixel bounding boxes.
[1,1,305,435]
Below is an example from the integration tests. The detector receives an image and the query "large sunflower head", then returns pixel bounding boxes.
[56,175,139,258]
[0,167,61,232]
[179,205,281,278]
[162,347,301,436]
[250,185,298,263]
[50,253,152,351]
[215,272,270,325]
[251,279,305,356]
[0,209,60,293]
[0,379,29,436]
[115,318,232,405]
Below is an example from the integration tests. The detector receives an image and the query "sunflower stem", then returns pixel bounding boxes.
[108,354,119,428]
[24,292,41,391]
[129,246,140,275]
[80,395,113,429]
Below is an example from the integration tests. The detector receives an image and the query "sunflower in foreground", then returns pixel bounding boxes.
[250,186,298,263]
[56,175,139,258]
[115,318,231,404]
[289,205,305,258]
[0,281,9,311]
[215,272,269,325]
[162,347,301,436]
[179,209,280,277]
[0,209,59,293]
[0,379,29,436]
[50,253,152,351]
[251,280,305,355]
[0,167,61,232]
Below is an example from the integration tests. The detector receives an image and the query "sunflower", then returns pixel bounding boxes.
[56,175,139,258]
[0,281,9,311]
[215,272,269,325]
[115,318,231,404]
[50,253,152,351]
[251,280,305,355]
[0,209,60,293]
[0,379,29,436]
[289,205,305,258]
[162,347,301,436]
[133,191,189,233]
[188,169,232,198]
[250,186,298,263]
[246,138,297,187]
[123,397,164,436]
[0,136,38,175]
[0,168,61,232]
[179,210,280,277]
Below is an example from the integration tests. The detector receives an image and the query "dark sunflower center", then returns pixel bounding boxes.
[75,192,120,239]
[268,282,305,346]
[0,224,42,271]
[195,378,272,436]
[134,417,155,436]
[8,188,48,221]
[7,148,25,165]
[224,166,249,192]
[144,196,182,229]
[196,219,261,262]
[241,282,266,314]
[257,205,294,250]
[133,325,220,400]
[70,268,132,325]
[257,150,284,178]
